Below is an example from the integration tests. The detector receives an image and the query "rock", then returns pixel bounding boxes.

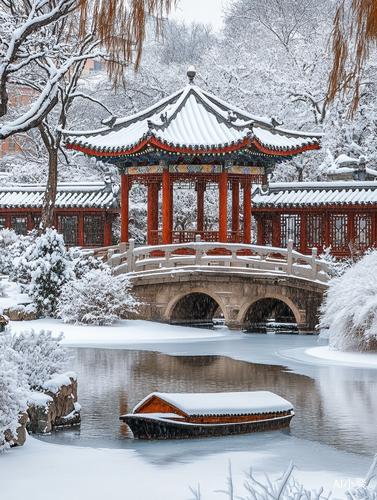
[27,376,81,434]
[3,304,39,321]
[3,412,29,447]
[23,304,38,321]
[5,305,25,321]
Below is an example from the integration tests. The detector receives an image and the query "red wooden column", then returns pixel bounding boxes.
[104,214,112,247]
[147,183,160,244]
[196,182,205,232]
[162,169,172,244]
[219,169,228,242]
[300,212,307,254]
[272,213,280,248]
[232,182,240,237]
[243,181,252,244]
[147,183,154,245]
[78,212,84,247]
[121,173,130,243]
[152,184,159,242]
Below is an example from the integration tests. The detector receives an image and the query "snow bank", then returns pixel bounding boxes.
[8,318,227,345]
[279,345,377,368]
[306,346,377,367]
[0,432,374,500]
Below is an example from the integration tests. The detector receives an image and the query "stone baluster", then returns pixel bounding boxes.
[311,247,317,280]
[127,239,135,272]
[287,239,293,275]
[195,234,202,266]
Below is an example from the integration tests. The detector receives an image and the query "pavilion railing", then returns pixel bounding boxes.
[107,238,333,283]
[149,230,244,245]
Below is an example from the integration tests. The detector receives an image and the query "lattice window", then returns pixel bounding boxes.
[280,214,301,249]
[262,216,273,246]
[84,215,104,247]
[11,216,27,235]
[0,217,6,230]
[307,214,324,249]
[354,214,371,249]
[58,215,79,246]
[330,214,348,250]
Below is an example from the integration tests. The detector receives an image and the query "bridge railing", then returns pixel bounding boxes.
[107,237,333,283]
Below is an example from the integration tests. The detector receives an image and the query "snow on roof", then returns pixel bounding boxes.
[0,182,119,209]
[133,391,293,416]
[64,84,320,155]
[251,181,377,208]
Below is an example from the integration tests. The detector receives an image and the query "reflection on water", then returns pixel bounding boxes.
[37,348,377,456]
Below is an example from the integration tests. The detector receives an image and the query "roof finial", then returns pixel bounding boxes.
[187,65,196,84]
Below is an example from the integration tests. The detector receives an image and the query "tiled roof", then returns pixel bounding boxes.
[64,85,321,156]
[251,181,377,208]
[0,182,120,209]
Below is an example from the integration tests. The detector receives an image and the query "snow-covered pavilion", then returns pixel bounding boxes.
[65,69,321,245]
[252,181,377,257]
[0,181,119,247]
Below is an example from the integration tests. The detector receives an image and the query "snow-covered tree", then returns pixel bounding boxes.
[319,251,377,352]
[9,329,68,390]
[0,332,28,452]
[56,268,138,325]
[26,229,74,315]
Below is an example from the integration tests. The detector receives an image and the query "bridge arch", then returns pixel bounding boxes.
[237,293,302,327]
[164,287,229,323]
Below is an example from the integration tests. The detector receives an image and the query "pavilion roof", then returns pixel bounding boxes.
[64,84,321,157]
[251,181,377,208]
[0,182,120,209]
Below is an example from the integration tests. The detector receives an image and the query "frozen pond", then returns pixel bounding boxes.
[37,338,377,457]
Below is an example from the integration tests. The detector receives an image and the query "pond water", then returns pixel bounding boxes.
[37,346,377,456]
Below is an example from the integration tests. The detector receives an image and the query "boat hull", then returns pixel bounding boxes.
[120,412,294,439]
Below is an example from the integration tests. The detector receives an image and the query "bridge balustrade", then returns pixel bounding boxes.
[106,238,333,283]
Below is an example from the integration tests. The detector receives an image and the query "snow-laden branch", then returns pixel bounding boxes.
[0,51,105,139]
[68,92,113,115]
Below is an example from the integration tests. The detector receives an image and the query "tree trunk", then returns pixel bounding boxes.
[39,124,60,233]
[40,149,58,231]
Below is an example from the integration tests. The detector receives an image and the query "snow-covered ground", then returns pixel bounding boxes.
[1,282,377,499]
[1,428,375,500]
[282,345,377,368]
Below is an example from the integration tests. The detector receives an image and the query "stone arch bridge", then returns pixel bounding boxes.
[105,240,331,333]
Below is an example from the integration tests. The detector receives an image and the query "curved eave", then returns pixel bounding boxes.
[66,136,321,158]
[253,139,320,156]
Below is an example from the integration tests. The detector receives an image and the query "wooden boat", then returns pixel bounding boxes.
[120,391,294,439]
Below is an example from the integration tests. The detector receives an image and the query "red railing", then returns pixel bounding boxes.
[149,230,245,244]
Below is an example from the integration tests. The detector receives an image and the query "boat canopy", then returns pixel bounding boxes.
[133,391,293,416]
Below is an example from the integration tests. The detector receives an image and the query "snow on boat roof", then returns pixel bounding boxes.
[251,181,377,208]
[64,84,320,155]
[0,182,120,209]
[133,391,293,416]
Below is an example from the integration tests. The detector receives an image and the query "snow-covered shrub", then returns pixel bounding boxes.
[319,251,377,352]
[190,456,377,500]
[27,229,74,315]
[67,247,106,280]
[0,333,28,452]
[56,268,138,325]
[9,329,69,390]
[0,229,36,278]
